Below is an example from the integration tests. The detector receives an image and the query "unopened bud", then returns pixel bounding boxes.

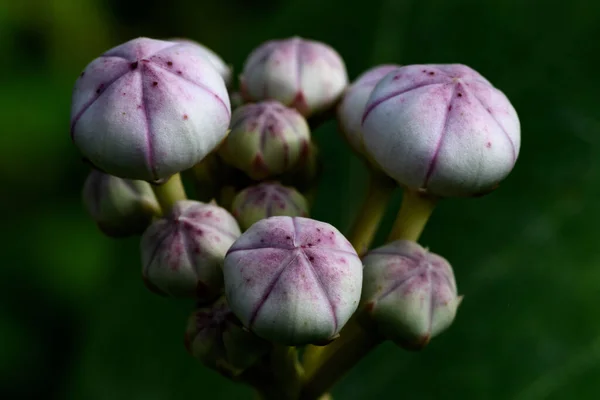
[82,170,160,237]
[362,64,520,197]
[71,37,231,181]
[219,101,311,180]
[224,216,362,345]
[240,37,348,116]
[231,182,309,230]
[141,200,241,300]
[337,65,400,156]
[184,297,270,376]
[361,240,461,350]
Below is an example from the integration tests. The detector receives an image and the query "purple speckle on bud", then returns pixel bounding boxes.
[219,101,311,180]
[168,38,233,87]
[361,64,520,197]
[223,216,362,345]
[141,200,241,300]
[240,37,348,117]
[70,37,231,182]
[361,240,462,350]
[231,182,309,230]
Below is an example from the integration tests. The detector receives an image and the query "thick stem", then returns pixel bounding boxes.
[151,173,187,216]
[387,189,437,242]
[300,316,380,400]
[347,171,396,256]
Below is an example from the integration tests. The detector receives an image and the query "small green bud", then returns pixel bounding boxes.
[141,200,241,300]
[361,240,461,350]
[362,64,520,197]
[219,101,311,180]
[184,297,270,376]
[82,170,160,237]
[231,182,309,230]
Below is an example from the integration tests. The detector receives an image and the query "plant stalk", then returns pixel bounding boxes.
[347,171,396,256]
[387,189,437,242]
[151,173,187,215]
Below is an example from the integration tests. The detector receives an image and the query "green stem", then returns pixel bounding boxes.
[347,171,396,256]
[151,173,187,216]
[300,316,380,400]
[387,189,437,242]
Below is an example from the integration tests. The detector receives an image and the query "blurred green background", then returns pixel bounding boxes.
[2,0,600,398]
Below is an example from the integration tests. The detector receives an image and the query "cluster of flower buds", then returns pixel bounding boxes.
[71,32,521,393]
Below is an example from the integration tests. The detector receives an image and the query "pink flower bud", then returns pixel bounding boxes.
[361,240,461,350]
[71,37,231,182]
[240,37,348,116]
[362,64,520,197]
[231,182,309,230]
[141,200,241,300]
[82,170,160,237]
[223,217,362,345]
[218,101,311,180]
[337,65,400,155]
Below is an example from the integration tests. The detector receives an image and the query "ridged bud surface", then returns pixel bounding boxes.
[71,37,231,181]
[240,37,348,116]
[362,64,520,197]
[224,216,362,345]
[141,200,241,300]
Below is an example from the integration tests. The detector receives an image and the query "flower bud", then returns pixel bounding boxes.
[219,101,311,180]
[82,170,160,237]
[141,200,241,300]
[223,216,362,345]
[362,64,520,197]
[184,297,270,376]
[240,37,348,116]
[71,37,231,182]
[169,38,233,87]
[231,182,309,230]
[337,65,400,155]
[361,240,461,350]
